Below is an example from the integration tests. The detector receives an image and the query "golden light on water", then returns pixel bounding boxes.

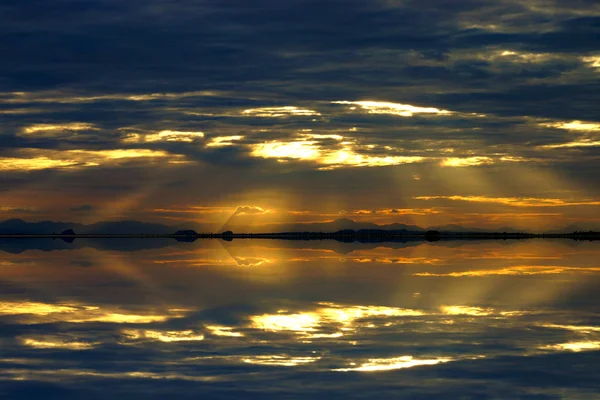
[21,123,99,135]
[144,130,205,142]
[0,300,184,324]
[250,303,425,338]
[540,120,600,131]
[205,135,244,147]
[122,329,205,342]
[333,356,454,371]
[332,101,452,117]
[0,301,80,315]
[206,325,244,337]
[541,342,600,352]
[20,337,98,350]
[415,265,600,277]
[242,106,321,117]
[242,355,321,366]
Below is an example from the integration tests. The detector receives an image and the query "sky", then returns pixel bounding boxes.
[1,0,600,231]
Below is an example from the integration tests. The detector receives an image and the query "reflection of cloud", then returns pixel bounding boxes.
[205,135,244,147]
[0,300,186,324]
[540,140,600,149]
[206,325,244,337]
[19,122,99,136]
[333,101,452,117]
[145,130,205,143]
[540,324,600,333]
[242,355,320,366]
[122,329,204,342]
[250,303,425,338]
[541,341,600,352]
[333,356,453,372]
[416,266,600,277]
[20,336,98,350]
[540,120,600,131]
[242,106,320,117]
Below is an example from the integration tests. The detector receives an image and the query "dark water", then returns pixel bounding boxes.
[1,239,599,399]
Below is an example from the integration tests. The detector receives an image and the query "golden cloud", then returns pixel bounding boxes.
[440,157,493,167]
[251,133,424,169]
[539,120,600,131]
[144,130,205,143]
[0,148,185,171]
[414,195,600,207]
[20,123,99,136]
[205,135,244,147]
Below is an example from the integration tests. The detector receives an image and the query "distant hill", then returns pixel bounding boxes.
[2,218,594,235]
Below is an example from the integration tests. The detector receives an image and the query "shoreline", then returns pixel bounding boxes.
[1,232,599,241]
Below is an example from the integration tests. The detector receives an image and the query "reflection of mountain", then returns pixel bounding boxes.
[0,238,179,254]
[0,219,173,234]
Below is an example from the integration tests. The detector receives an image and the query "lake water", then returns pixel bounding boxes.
[1,238,599,399]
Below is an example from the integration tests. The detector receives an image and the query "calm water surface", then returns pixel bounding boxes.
[1,239,599,399]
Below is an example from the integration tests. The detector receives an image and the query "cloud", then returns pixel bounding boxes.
[0,206,39,213]
[415,195,600,207]
[70,204,96,213]
[232,206,268,217]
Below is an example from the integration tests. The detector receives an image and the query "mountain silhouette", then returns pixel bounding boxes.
[1,218,595,235]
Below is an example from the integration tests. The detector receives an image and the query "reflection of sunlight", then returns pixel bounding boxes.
[250,303,425,337]
[2,368,219,382]
[242,355,321,366]
[122,329,205,342]
[242,106,320,117]
[333,100,452,117]
[145,130,205,142]
[416,266,600,277]
[541,342,600,352]
[334,356,453,371]
[20,337,98,350]
[540,324,600,333]
[205,135,244,147]
[251,313,319,332]
[0,300,185,324]
[440,305,494,316]
[0,301,80,315]
[540,120,600,131]
[206,325,244,337]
